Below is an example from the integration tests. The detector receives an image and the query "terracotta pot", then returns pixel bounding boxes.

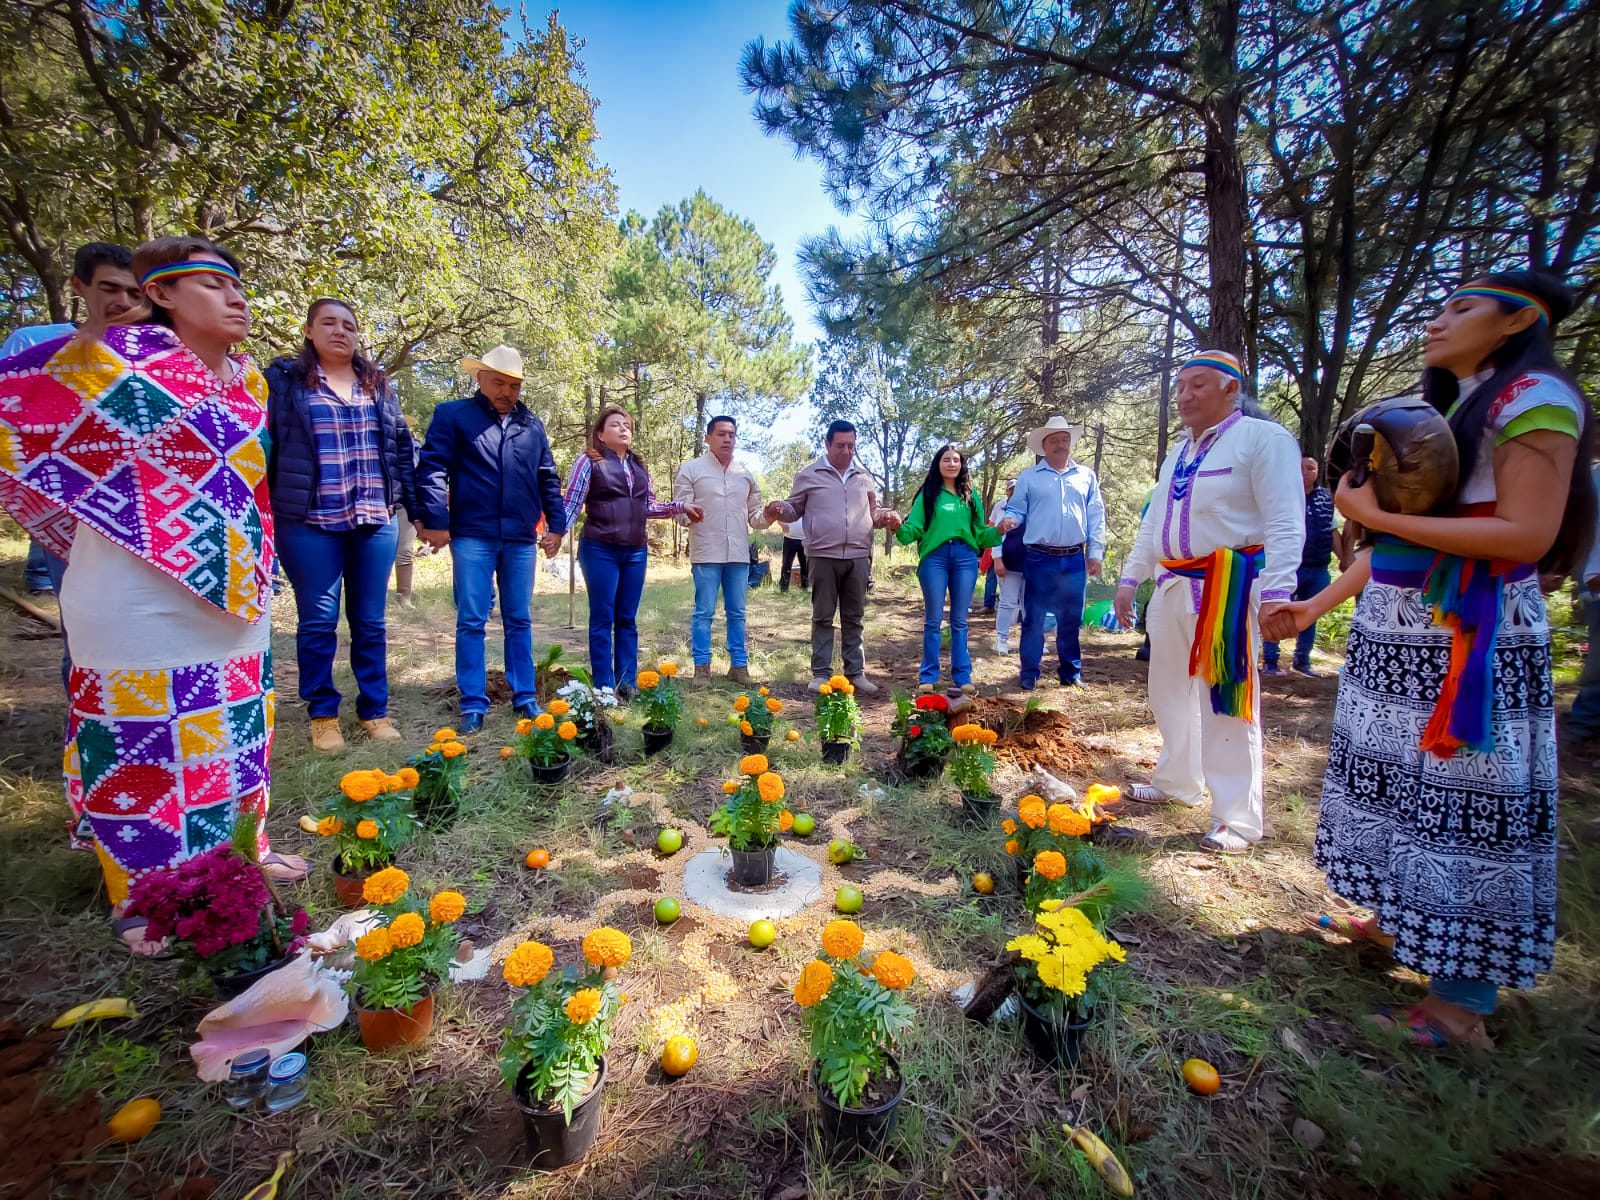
[356,992,436,1052]
[514,1055,607,1168]
[332,854,390,909]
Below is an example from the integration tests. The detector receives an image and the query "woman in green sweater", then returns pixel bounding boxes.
[897,445,1002,693]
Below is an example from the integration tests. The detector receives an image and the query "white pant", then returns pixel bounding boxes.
[1146,580,1264,841]
[995,571,1025,640]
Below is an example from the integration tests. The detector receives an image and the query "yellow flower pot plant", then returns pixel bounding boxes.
[947,722,1001,823]
[500,927,632,1168]
[347,867,466,1053]
[709,753,791,886]
[1006,899,1126,1069]
[516,699,581,785]
[409,729,470,829]
[731,686,784,752]
[792,919,916,1159]
[313,766,422,907]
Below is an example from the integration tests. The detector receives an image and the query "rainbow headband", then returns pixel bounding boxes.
[1179,352,1243,382]
[1448,285,1550,324]
[140,260,241,289]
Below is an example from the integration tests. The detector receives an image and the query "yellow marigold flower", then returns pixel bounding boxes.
[433,727,458,742]
[429,890,466,923]
[389,911,426,948]
[756,771,785,804]
[821,919,864,960]
[733,695,751,713]
[502,940,554,987]
[839,681,855,695]
[722,780,739,794]
[636,669,660,689]
[1004,838,1020,855]
[759,686,770,696]
[1048,804,1092,837]
[828,674,850,690]
[582,927,632,969]
[658,661,679,677]
[871,950,916,990]
[533,713,555,731]
[548,699,571,717]
[565,987,603,1025]
[740,720,754,736]
[426,742,443,755]
[817,683,833,695]
[356,819,379,840]
[765,697,783,714]
[793,959,834,1007]
[950,723,978,743]
[557,721,578,741]
[397,767,420,788]
[1001,818,1018,835]
[1033,850,1067,880]
[779,809,794,831]
[442,741,467,758]
[1018,795,1047,829]
[739,753,769,776]
[516,717,534,735]
[316,815,343,837]
[355,927,393,961]
[339,771,381,803]
[980,728,999,745]
[362,866,410,906]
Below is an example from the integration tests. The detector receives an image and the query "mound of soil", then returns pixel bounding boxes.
[969,697,1093,777]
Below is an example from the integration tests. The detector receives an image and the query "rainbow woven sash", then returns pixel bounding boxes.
[1160,546,1264,721]
[1418,553,1508,758]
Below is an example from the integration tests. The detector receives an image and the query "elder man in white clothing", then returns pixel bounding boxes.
[1113,351,1305,853]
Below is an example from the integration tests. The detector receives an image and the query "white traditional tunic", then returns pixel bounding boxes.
[1119,410,1305,840]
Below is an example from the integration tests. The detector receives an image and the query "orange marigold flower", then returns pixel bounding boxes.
[658,661,679,677]
[817,683,833,695]
[733,695,751,713]
[828,674,850,690]
[739,753,769,776]
[442,740,467,758]
[765,697,783,714]
[793,959,834,1007]
[740,720,754,736]
[356,819,379,840]
[1004,838,1020,855]
[316,815,343,837]
[557,721,578,741]
[981,728,999,745]
[429,890,466,923]
[636,669,660,689]
[565,987,603,1024]
[355,927,393,961]
[722,780,739,794]
[582,927,632,969]
[397,767,420,788]
[759,686,770,696]
[388,911,426,948]
[534,713,556,731]
[433,727,458,742]
[871,950,916,990]
[516,717,534,735]
[778,810,794,832]
[756,771,785,804]
[1018,795,1047,829]
[339,771,381,803]
[821,919,864,960]
[1033,850,1067,880]
[1001,818,1018,835]
[1047,804,1091,837]
[381,772,403,794]
[362,866,410,906]
[502,940,554,987]
[426,742,443,755]
[548,699,571,717]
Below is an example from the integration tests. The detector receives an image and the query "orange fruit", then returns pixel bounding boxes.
[696,717,710,728]
[499,746,513,759]
[1181,1057,1221,1095]
[525,848,551,870]
[972,871,995,895]
[107,1097,161,1143]
[659,1035,698,1077]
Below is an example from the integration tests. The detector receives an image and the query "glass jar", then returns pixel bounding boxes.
[224,1049,272,1109]
[264,1052,309,1113]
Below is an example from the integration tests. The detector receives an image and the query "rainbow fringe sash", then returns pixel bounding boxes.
[1159,546,1264,721]
[1418,553,1508,758]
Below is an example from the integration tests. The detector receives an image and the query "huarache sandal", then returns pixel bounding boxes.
[1369,1004,1494,1050]
[1301,911,1395,951]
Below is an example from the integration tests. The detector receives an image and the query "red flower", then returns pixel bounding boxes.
[914,694,949,712]
[909,725,922,737]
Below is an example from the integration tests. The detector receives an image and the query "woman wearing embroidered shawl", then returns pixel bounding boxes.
[1289,270,1595,1048]
[0,236,307,952]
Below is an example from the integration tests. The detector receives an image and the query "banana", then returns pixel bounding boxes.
[240,1151,294,1200]
[52,996,138,1029]
[298,814,321,834]
[1061,1124,1135,1197]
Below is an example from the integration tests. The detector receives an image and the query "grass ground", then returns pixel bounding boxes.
[1,529,1597,1200]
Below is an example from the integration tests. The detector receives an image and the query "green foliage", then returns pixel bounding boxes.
[516,710,580,767]
[946,729,997,797]
[730,689,784,737]
[800,949,915,1110]
[500,972,624,1123]
[48,1036,159,1103]
[633,668,683,731]
[814,680,861,744]
[890,691,955,769]
[346,889,461,1013]
[708,763,785,852]
[314,770,421,873]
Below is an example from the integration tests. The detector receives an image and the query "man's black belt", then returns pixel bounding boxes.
[1030,543,1084,556]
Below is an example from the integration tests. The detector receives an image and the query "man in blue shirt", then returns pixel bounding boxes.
[1262,456,1335,677]
[999,416,1107,689]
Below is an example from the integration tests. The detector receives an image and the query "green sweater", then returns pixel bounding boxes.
[895,488,1003,557]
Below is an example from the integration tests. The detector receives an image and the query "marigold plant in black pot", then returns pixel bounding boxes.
[500,926,632,1169]
[731,685,784,751]
[516,699,580,785]
[814,675,859,765]
[947,721,1000,822]
[634,662,683,756]
[792,919,916,1159]
[410,730,470,828]
[1006,901,1126,1069]
[710,753,793,886]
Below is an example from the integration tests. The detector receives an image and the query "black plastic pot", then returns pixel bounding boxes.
[902,754,944,781]
[728,845,776,887]
[514,1056,606,1169]
[527,753,572,786]
[1017,994,1092,1069]
[960,791,998,825]
[812,1052,904,1160]
[210,953,294,1001]
[821,740,850,765]
[642,725,673,756]
[740,732,770,754]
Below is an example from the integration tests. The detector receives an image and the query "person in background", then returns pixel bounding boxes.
[266,299,418,751]
[415,344,566,734]
[1263,455,1336,677]
[673,415,768,686]
[765,420,900,695]
[392,414,422,608]
[989,479,1026,654]
[779,515,809,593]
[895,444,1001,694]
[566,405,697,692]
[1564,451,1600,755]
[998,416,1106,689]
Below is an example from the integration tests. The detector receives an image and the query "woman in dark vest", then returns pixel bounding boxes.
[563,406,697,693]
[265,298,418,752]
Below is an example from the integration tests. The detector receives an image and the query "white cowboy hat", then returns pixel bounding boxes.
[1026,415,1084,457]
[459,344,525,381]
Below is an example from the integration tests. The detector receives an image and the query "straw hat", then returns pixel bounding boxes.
[459,344,525,381]
[1026,415,1084,457]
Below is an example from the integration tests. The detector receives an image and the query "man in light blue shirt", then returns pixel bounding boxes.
[999,416,1106,689]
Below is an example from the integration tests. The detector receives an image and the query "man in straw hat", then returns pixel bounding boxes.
[1112,351,1304,853]
[997,416,1106,688]
[416,344,567,734]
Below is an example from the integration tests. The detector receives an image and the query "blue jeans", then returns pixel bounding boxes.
[1264,566,1332,669]
[691,562,748,667]
[451,536,538,715]
[1019,547,1087,686]
[277,518,400,720]
[917,540,979,686]
[1570,597,1600,739]
[982,564,998,610]
[25,539,54,591]
[579,539,648,690]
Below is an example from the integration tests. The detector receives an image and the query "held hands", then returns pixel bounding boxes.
[1279,599,1321,634]
[1087,558,1102,579]
[681,503,704,523]
[874,509,902,531]
[539,531,563,557]
[763,500,793,525]
[1113,585,1137,630]
[1257,600,1297,643]
[996,515,1019,534]
[419,526,450,550]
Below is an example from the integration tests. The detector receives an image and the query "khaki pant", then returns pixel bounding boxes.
[809,555,869,679]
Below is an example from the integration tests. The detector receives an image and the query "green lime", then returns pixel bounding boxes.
[791,812,815,837]
[654,897,682,925]
[834,885,864,914]
[656,828,684,855]
[748,919,777,949]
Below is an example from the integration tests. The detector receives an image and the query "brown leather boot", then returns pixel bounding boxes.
[394,563,414,608]
[309,718,345,752]
[360,717,403,742]
[692,664,713,686]
[727,665,755,686]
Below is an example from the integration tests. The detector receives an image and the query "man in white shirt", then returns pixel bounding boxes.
[1114,351,1305,853]
[673,415,770,685]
